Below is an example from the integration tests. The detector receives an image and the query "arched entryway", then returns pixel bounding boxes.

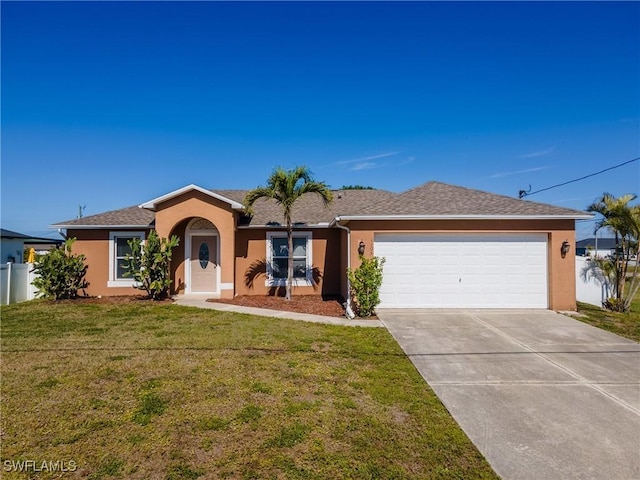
[185,218,220,294]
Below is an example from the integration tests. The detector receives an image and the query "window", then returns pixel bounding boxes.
[266,232,312,286]
[108,231,145,287]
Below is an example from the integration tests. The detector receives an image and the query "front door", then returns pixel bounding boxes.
[190,236,217,293]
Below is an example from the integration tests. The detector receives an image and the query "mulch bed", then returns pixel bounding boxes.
[40,294,355,319]
[208,295,347,318]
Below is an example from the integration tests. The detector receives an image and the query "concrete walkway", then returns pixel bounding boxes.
[378,309,640,480]
[172,296,383,328]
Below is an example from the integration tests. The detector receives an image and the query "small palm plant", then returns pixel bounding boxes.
[587,193,640,311]
[244,167,333,300]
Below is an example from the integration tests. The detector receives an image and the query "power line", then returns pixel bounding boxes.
[519,156,640,198]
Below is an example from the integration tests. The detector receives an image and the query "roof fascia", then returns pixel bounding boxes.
[237,224,331,229]
[334,213,593,222]
[139,184,244,211]
[49,224,152,230]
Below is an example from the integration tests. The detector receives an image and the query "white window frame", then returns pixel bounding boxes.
[266,231,313,287]
[108,231,145,287]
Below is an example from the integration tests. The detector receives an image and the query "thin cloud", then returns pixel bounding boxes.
[350,162,377,171]
[516,147,556,159]
[336,151,401,166]
[348,155,415,171]
[489,166,550,179]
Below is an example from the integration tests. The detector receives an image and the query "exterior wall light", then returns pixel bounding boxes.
[561,240,571,258]
[358,240,366,255]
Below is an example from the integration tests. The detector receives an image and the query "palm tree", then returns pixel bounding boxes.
[244,167,333,300]
[587,193,640,311]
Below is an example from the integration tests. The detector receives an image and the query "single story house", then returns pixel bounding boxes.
[1,228,63,263]
[51,181,591,310]
[575,237,618,258]
[1,229,30,264]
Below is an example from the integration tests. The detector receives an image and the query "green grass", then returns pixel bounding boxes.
[576,289,640,342]
[1,300,497,479]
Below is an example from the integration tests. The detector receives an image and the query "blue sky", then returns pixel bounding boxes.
[2,1,638,240]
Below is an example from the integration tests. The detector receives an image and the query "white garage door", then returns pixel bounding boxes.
[375,233,548,308]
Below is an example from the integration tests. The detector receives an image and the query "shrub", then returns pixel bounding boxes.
[31,238,89,299]
[347,255,386,317]
[123,230,179,300]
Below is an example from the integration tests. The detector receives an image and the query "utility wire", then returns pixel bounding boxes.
[519,156,640,198]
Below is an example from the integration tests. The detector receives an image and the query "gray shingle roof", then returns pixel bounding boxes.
[51,181,589,228]
[353,181,589,217]
[51,206,155,228]
[576,238,617,249]
[234,188,396,226]
[1,228,31,239]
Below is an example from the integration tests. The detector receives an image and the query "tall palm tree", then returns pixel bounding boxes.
[587,193,639,310]
[244,166,333,300]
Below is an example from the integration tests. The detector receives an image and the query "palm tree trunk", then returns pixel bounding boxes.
[614,233,623,300]
[286,222,293,301]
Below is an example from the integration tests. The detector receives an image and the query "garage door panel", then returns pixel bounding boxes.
[375,233,548,308]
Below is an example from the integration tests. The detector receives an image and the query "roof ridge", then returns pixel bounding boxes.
[397,181,588,215]
[396,180,441,195]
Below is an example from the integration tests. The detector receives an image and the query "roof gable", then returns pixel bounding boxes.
[140,184,244,211]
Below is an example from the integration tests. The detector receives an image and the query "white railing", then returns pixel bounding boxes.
[575,256,612,307]
[0,263,39,305]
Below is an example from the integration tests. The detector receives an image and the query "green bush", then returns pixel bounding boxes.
[31,238,89,299]
[123,230,179,300]
[347,255,386,317]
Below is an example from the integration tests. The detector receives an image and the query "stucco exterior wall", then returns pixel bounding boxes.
[234,228,342,297]
[68,229,149,297]
[346,219,577,311]
[169,220,188,294]
[68,208,578,310]
[154,190,237,299]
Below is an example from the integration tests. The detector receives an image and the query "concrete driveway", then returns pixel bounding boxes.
[378,309,640,480]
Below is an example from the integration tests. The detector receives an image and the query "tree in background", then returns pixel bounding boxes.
[244,167,333,300]
[587,193,639,312]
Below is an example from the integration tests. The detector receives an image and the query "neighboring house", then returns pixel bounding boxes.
[1,229,30,263]
[1,229,64,263]
[575,237,618,258]
[24,238,64,256]
[51,181,591,310]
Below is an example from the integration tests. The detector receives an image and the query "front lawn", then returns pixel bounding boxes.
[1,300,497,479]
[576,293,640,342]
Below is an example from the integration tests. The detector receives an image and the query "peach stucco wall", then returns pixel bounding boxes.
[69,201,578,310]
[234,228,342,297]
[346,219,577,311]
[68,229,150,297]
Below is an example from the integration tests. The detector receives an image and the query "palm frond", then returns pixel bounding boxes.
[243,165,333,300]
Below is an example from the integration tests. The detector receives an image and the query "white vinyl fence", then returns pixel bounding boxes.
[575,256,612,307]
[0,263,39,305]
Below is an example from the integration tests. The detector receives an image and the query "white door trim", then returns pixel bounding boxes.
[185,218,220,295]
